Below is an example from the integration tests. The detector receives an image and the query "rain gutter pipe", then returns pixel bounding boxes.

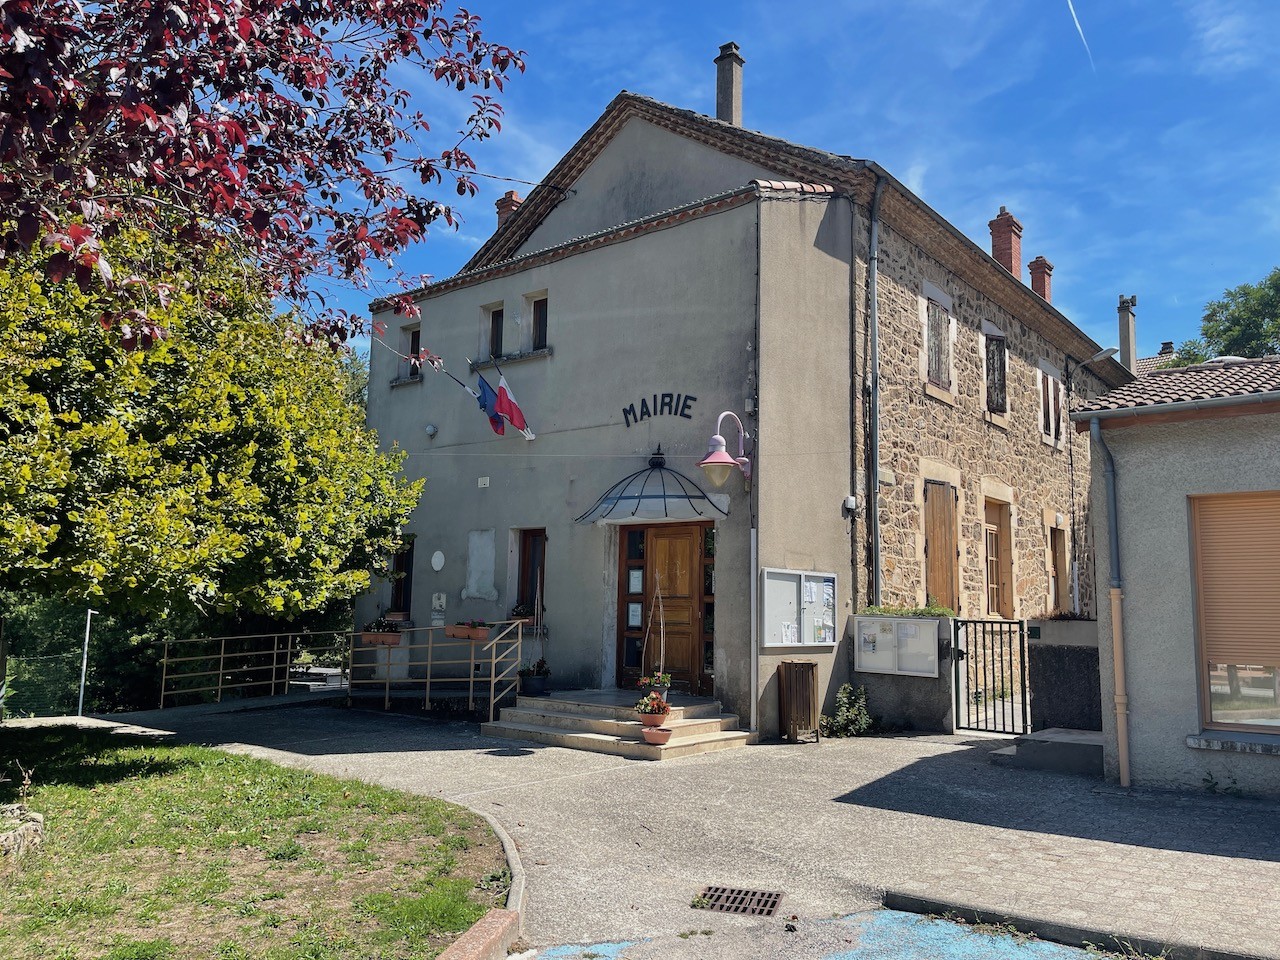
[867,175,886,605]
[1090,417,1131,788]
[750,190,762,734]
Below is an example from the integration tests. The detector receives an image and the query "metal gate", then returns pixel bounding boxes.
[953,619,1029,734]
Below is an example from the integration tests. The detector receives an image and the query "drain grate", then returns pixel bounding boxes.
[693,885,784,917]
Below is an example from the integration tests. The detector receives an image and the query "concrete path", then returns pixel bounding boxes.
[96,703,1280,958]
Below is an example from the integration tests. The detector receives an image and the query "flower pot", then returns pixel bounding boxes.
[639,711,669,727]
[444,625,468,639]
[520,674,549,697]
[362,631,401,646]
[467,625,490,641]
[642,726,673,745]
[647,684,671,702]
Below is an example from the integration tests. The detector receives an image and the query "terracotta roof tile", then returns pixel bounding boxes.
[1074,356,1280,415]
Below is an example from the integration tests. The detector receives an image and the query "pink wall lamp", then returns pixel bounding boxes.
[698,411,752,489]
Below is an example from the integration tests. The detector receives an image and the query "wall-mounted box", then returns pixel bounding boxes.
[853,616,942,678]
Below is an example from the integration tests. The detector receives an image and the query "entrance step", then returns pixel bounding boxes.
[482,690,749,761]
[990,727,1104,777]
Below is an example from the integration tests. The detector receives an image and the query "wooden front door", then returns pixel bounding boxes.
[924,480,959,613]
[617,523,712,694]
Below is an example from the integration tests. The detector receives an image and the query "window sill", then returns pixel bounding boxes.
[472,347,553,371]
[390,374,423,388]
[1040,434,1064,451]
[984,411,1010,430]
[1186,731,1280,755]
[923,382,956,406]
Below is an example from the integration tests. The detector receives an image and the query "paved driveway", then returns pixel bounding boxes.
[106,703,1280,958]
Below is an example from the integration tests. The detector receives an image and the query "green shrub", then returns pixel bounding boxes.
[859,600,955,618]
[819,684,872,738]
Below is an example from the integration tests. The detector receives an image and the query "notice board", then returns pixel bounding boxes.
[853,616,940,677]
[762,569,838,647]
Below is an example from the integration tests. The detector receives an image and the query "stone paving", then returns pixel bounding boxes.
[99,702,1280,958]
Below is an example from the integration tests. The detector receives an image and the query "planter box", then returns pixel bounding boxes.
[362,631,401,646]
[445,625,488,640]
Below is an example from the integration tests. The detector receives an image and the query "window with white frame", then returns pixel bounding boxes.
[1037,362,1065,445]
[982,321,1008,415]
[397,324,422,381]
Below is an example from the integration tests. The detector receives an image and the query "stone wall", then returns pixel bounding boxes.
[866,217,1107,622]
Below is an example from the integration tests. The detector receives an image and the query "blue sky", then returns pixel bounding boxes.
[352,0,1280,359]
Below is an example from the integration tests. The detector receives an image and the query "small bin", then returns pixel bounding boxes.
[778,659,820,743]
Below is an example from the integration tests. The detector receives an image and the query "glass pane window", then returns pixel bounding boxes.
[532,297,548,351]
[703,527,716,559]
[1207,664,1280,727]
[489,307,504,359]
[626,529,645,561]
[624,636,643,669]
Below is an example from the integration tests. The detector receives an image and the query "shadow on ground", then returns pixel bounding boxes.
[836,735,1280,862]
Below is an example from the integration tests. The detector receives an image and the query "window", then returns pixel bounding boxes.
[531,297,548,352]
[1049,526,1068,614]
[1038,364,1064,445]
[389,540,414,615]
[985,334,1007,414]
[395,325,422,381]
[1191,492,1280,731]
[518,528,546,611]
[926,299,952,389]
[984,500,1013,620]
[488,306,504,360]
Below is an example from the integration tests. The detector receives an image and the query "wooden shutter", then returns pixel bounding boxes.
[1192,492,1280,668]
[926,300,950,388]
[924,480,959,612]
[985,336,1007,413]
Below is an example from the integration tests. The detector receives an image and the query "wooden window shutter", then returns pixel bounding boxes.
[1192,492,1280,668]
[986,336,1007,414]
[926,300,950,389]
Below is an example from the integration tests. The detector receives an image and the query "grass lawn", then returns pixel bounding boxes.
[0,725,509,959]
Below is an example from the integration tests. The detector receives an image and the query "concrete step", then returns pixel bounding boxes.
[989,727,1104,777]
[479,720,750,761]
[515,694,724,722]
[498,706,737,740]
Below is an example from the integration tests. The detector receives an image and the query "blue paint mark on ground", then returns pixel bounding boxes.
[825,910,1094,959]
[536,942,640,959]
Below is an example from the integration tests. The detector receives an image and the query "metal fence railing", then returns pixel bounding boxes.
[159,620,524,722]
[2,652,81,719]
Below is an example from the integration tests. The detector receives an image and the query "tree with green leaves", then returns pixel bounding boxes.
[1,229,422,621]
[1172,267,1280,365]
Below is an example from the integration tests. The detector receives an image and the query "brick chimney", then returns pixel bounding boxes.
[1028,255,1053,302]
[714,42,744,126]
[988,207,1023,278]
[495,190,523,227]
[1158,340,1175,356]
[1118,294,1139,373]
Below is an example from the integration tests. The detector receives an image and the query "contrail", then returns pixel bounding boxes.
[1066,0,1097,73]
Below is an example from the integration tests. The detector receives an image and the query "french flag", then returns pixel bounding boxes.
[495,375,535,440]
[466,376,506,435]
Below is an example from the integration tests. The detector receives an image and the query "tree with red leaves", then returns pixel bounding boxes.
[0,0,523,346]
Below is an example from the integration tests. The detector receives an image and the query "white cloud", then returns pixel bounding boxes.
[1182,0,1274,75]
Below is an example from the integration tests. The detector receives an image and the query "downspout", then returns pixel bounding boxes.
[867,175,886,605]
[1091,418,1132,788]
[749,189,762,734]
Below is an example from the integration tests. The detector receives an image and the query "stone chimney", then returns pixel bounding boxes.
[714,42,744,126]
[495,190,523,227]
[988,206,1023,278]
[1029,255,1053,303]
[1118,294,1139,373]
[1158,340,1175,356]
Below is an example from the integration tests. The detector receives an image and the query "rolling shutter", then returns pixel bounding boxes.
[1192,492,1280,668]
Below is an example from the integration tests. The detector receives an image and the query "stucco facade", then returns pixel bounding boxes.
[1088,412,1280,796]
[362,94,1125,737]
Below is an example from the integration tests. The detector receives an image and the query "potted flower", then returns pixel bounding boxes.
[509,602,536,627]
[634,691,670,727]
[638,672,672,701]
[445,619,490,641]
[518,658,551,696]
[362,616,403,646]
